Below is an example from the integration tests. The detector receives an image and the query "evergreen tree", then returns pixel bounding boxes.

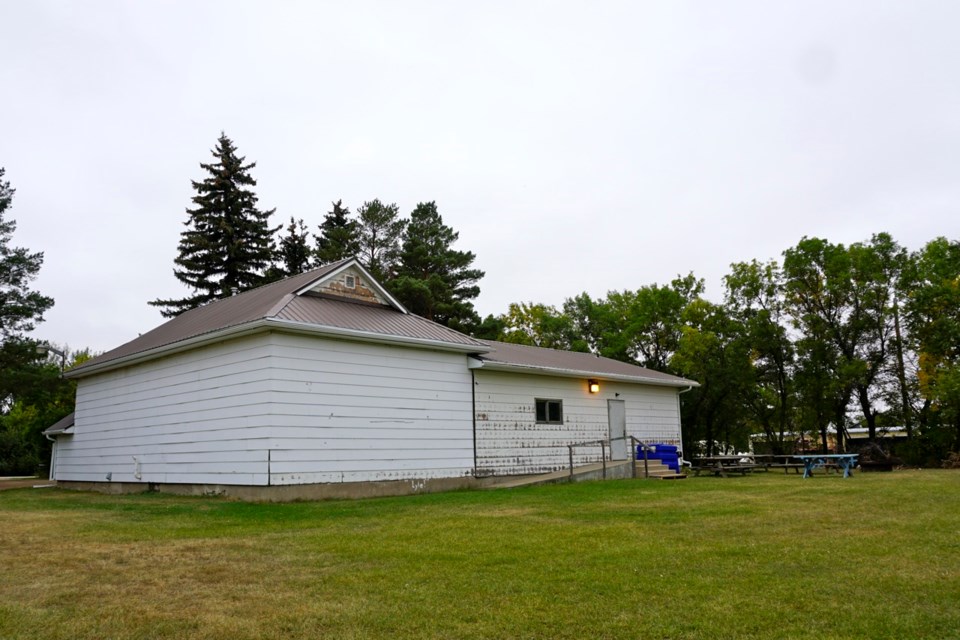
[356,199,405,281]
[315,200,359,266]
[0,167,57,474]
[0,168,54,341]
[390,201,484,330]
[271,217,312,278]
[149,133,279,317]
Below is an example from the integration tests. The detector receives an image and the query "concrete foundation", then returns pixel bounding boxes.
[54,459,665,501]
[54,475,506,502]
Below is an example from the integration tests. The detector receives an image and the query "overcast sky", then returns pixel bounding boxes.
[3,0,959,354]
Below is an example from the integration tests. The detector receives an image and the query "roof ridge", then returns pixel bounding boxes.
[265,293,298,318]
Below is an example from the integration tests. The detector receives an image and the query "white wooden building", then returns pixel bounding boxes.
[47,258,696,498]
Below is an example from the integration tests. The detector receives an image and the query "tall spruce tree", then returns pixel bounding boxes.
[272,217,312,278]
[356,199,405,281]
[390,201,484,330]
[315,200,359,266]
[149,133,279,317]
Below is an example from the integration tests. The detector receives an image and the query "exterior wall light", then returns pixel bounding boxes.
[588,379,600,394]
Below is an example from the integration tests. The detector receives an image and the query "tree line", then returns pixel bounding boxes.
[3,131,959,473]
[486,234,960,464]
[148,133,485,333]
[0,167,88,474]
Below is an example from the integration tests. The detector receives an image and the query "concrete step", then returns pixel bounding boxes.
[635,460,680,476]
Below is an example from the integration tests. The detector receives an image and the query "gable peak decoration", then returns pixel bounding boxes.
[298,260,405,311]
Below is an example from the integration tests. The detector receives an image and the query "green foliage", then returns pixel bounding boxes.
[0,168,54,340]
[0,168,63,475]
[724,259,795,452]
[268,216,312,279]
[149,133,279,317]
[564,274,702,368]
[389,201,484,330]
[904,238,960,447]
[355,199,405,281]
[315,200,359,266]
[0,346,88,476]
[671,299,753,455]
[471,314,506,341]
[497,302,584,350]
[478,231,960,458]
[781,234,916,449]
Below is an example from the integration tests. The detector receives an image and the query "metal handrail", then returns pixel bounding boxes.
[567,439,608,479]
[566,437,660,480]
[630,436,655,479]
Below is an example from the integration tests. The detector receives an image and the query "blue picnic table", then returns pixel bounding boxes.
[792,454,859,478]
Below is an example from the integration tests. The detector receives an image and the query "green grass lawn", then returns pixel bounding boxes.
[1,470,958,640]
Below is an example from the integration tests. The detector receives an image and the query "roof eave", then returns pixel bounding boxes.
[65,320,270,379]
[264,318,491,354]
[470,359,699,388]
[67,318,491,378]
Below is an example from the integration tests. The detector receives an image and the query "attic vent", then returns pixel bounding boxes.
[344,275,356,289]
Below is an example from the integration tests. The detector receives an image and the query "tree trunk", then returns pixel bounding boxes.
[892,297,913,438]
[858,385,877,441]
[955,413,960,453]
[705,412,715,457]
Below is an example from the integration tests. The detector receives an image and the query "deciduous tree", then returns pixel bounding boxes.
[498,302,584,350]
[671,299,753,456]
[564,274,702,369]
[904,237,960,450]
[724,259,796,453]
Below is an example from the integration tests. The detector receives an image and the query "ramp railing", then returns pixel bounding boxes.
[566,437,661,480]
[630,436,656,479]
[566,439,608,479]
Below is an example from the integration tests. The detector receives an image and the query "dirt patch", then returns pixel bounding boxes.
[0,477,52,491]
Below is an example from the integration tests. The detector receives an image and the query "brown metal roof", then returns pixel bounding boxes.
[66,258,696,388]
[475,340,697,387]
[276,296,482,346]
[68,259,487,377]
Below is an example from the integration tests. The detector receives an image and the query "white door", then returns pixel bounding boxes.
[607,399,627,460]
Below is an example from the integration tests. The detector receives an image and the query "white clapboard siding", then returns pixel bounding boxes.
[474,370,683,476]
[56,335,276,486]
[266,333,474,484]
[56,331,477,487]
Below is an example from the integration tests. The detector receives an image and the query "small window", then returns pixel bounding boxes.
[535,399,563,424]
[344,275,356,289]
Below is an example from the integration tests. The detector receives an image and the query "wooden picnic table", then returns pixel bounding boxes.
[792,453,859,478]
[752,454,805,474]
[690,455,759,477]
